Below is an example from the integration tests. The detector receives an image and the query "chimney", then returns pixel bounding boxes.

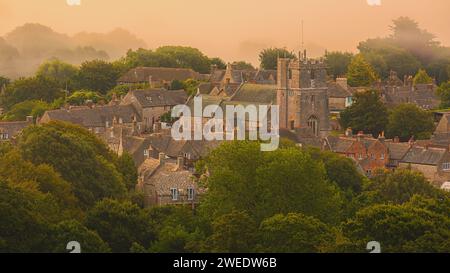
[159,152,166,165]
[394,136,400,143]
[378,131,385,142]
[86,100,94,109]
[357,131,364,141]
[26,116,34,124]
[336,78,348,90]
[177,155,185,170]
[345,128,353,137]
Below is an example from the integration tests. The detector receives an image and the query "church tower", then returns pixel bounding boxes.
[276,55,330,137]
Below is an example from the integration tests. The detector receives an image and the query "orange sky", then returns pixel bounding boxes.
[0,0,449,64]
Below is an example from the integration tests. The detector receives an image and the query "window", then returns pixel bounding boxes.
[358,153,363,160]
[187,187,195,201]
[170,188,179,201]
[144,149,149,157]
[0,133,8,140]
[381,153,385,160]
[443,163,450,171]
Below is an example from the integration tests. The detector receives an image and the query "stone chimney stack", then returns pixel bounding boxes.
[345,128,353,137]
[159,152,166,165]
[336,78,348,90]
[177,155,185,170]
[357,131,364,141]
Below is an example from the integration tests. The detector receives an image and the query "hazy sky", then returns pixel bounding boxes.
[0,0,449,64]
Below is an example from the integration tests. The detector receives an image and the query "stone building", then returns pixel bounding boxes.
[0,116,34,141]
[277,56,331,137]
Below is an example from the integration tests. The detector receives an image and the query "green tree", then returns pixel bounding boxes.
[436,81,450,108]
[340,90,388,137]
[386,103,434,141]
[342,204,450,253]
[0,76,9,88]
[199,141,343,225]
[259,48,297,70]
[75,60,120,94]
[209,57,226,69]
[66,90,104,106]
[18,121,126,207]
[0,76,64,109]
[116,152,138,191]
[155,46,211,74]
[205,211,257,253]
[346,54,378,87]
[48,220,111,253]
[231,61,255,70]
[36,59,78,90]
[1,100,50,121]
[258,213,336,253]
[324,51,354,79]
[413,69,433,85]
[86,199,155,252]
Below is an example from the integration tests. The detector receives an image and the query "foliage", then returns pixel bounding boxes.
[258,213,336,253]
[231,61,255,70]
[0,76,64,109]
[1,100,50,121]
[74,60,121,94]
[36,59,78,90]
[436,81,450,108]
[116,152,138,191]
[198,141,343,225]
[86,199,155,252]
[386,103,435,141]
[259,48,297,70]
[18,121,126,207]
[209,57,226,69]
[340,90,388,137]
[66,90,104,106]
[346,54,379,87]
[324,51,354,79]
[413,69,433,85]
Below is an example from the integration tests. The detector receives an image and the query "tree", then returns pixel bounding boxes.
[324,51,353,79]
[66,90,104,106]
[340,90,388,137]
[75,60,120,94]
[209,57,226,69]
[1,100,50,121]
[48,220,110,253]
[346,54,378,87]
[367,169,445,204]
[0,76,9,88]
[231,61,255,70]
[155,46,211,74]
[342,204,450,252]
[0,76,64,109]
[436,81,450,108]
[86,199,155,252]
[36,59,78,90]
[258,213,336,253]
[413,69,433,85]
[18,121,126,207]
[205,211,257,253]
[116,152,138,191]
[198,141,343,225]
[386,103,434,141]
[259,48,296,70]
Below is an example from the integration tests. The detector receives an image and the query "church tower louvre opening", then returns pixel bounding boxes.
[276,53,330,137]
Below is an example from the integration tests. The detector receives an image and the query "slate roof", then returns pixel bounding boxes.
[127,89,187,108]
[386,142,411,161]
[401,146,446,166]
[231,84,277,104]
[42,104,141,128]
[118,67,201,83]
[327,82,352,98]
[326,136,354,153]
[0,120,32,138]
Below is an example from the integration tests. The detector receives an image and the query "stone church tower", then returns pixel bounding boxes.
[277,55,330,137]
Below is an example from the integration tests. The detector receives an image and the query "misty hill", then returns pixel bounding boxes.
[0,23,147,78]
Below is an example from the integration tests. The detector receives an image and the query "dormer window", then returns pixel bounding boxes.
[146,96,153,101]
[442,163,450,171]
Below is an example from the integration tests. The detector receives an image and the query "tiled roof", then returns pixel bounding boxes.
[127,89,187,108]
[386,142,411,161]
[401,146,446,166]
[43,104,140,128]
[231,83,277,104]
[0,120,32,138]
[118,67,201,83]
[327,82,352,98]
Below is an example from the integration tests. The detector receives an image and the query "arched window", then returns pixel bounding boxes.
[307,116,319,136]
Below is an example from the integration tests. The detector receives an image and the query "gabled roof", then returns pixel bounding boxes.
[0,120,32,137]
[386,142,411,161]
[401,146,447,166]
[327,82,352,98]
[127,89,187,108]
[43,104,140,128]
[118,67,201,83]
[231,83,276,104]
